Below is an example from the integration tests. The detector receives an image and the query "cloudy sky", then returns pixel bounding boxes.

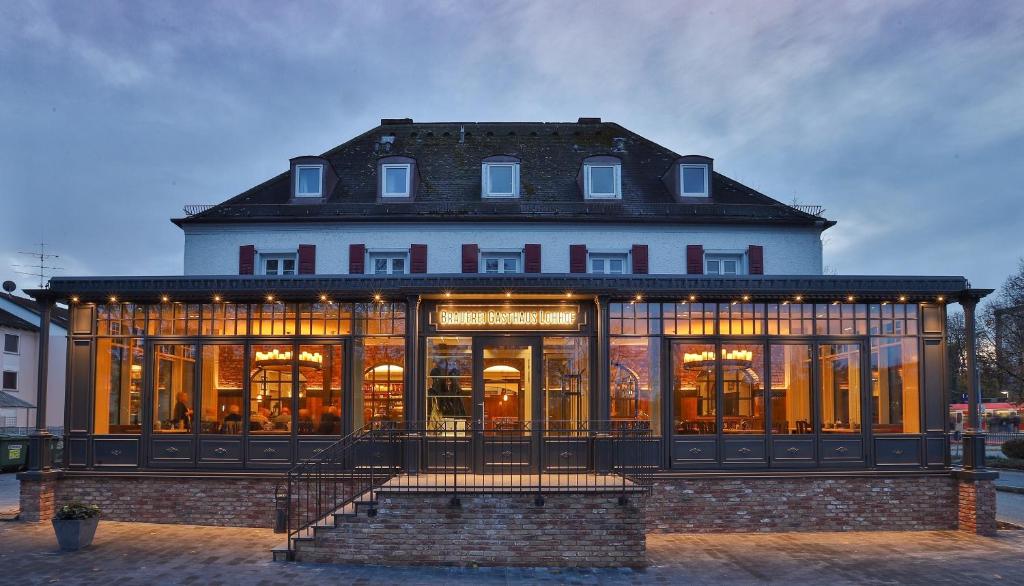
[1,0,1022,293]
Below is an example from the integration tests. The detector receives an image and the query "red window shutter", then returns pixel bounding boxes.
[410,244,427,273]
[298,244,316,275]
[686,245,704,275]
[349,244,366,274]
[631,244,648,274]
[239,245,255,275]
[462,244,479,273]
[748,245,764,275]
[569,244,588,273]
[524,244,542,273]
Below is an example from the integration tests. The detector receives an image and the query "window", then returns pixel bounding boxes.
[819,344,862,433]
[584,164,621,199]
[3,334,18,354]
[94,337,144,434]
[590,253,628,274]
[152,344,196,433]
[2,370,16,391]
[770,344,812,434]
[381,164,411,197]
[680,164,709,197]
[705,253,744,275]
[481,252,521,274]
[482,163,519,198]
[609,337,660,434]
[199,344,245,434]
[295,165,323,197]
[370,253,407,275]
[262,254,297,276]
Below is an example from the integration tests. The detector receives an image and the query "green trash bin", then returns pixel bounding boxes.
[0,435,29,472]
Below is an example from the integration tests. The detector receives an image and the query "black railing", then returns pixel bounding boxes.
[279,419,657,559]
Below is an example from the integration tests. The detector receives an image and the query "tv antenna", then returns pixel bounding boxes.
[13,242,63,288]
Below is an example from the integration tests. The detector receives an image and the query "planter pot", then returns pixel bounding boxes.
[52,517,99,551]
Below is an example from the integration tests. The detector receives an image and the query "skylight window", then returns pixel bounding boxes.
[584,164,621,199]
[382,164,411,197]
[482,163,519,198]
[681,164,709,197]
[295,165,324,197]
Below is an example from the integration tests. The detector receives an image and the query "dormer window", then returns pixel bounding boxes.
[382,164,411,198]
[294,165,324,197]
[681,164,709,197]
[584,163,621,199]
[482,162,519,198]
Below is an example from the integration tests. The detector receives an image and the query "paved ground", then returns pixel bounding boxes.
[0,521,1022,585]
[997,469,1024,489]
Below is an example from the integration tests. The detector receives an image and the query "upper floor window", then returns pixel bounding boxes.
[482,162,520,198]
[262,253,297,276]
[370,252,407,275]
[481,252,521,274]
[381,164,411,198]
[2,370,16,391]
[680,164,708,197]
[3,333,18,354]
[590,252,628,274]
[295,165,324,197]
[584,164,621,199]
[706,253,744,276]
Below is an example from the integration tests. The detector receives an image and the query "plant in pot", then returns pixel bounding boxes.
[52,502,101,551]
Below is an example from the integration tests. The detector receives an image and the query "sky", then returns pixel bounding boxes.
[1,0,1023,294]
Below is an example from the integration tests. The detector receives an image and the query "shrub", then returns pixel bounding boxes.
[1002,438,1024,460]
[54,503,101,521]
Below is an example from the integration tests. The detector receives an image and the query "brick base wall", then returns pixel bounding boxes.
[295,491,647,567]
[957,478,997,536]
[645,475,958,533]
[53,475,282,528]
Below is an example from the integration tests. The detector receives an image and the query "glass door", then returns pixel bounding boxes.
[475,338,540,472]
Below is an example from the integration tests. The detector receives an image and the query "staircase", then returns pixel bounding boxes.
[273,420,656,566]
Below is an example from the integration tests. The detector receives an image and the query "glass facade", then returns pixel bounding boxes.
[68,299,936,470]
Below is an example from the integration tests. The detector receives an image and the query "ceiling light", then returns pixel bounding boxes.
[899,295,906,302]
[108,296,117,303]
[161,295,169,303]
[213,295,222,302]
[266,294,275,302]
[794,295,803,302]
[689,294,697,301]
[742,295,750,302]
[70,296,79,303]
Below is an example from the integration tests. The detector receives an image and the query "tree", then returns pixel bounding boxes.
[979,258,1024,402]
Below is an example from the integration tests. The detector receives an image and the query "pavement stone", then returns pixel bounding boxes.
[0,521,1023,585]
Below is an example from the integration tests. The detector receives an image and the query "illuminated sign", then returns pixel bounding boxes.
[434,305,582,331]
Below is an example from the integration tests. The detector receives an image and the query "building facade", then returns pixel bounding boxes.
[19,119,998,542]
[0,293,66,429]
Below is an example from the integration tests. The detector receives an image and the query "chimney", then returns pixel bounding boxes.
[577,117,601,124]
[381,118,412,125]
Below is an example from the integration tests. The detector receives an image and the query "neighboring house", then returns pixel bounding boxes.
[0,292,67,429]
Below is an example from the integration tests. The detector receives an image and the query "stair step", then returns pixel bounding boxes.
[271,545,291,562]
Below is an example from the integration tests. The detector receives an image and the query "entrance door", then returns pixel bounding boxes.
[474,337,540,472]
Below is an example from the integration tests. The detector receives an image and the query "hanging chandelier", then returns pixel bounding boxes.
[254,348,323,370]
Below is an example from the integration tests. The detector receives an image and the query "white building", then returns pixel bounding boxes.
[0,292,67,429]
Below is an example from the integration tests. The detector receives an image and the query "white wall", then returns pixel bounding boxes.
[0,301,67,429]
[183,222,824,276]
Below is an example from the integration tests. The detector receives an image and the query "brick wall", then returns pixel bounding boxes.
[645,475,958,533]
[294,491,646,567]
[55,475,282,528]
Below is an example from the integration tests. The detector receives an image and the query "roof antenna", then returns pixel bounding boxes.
[13,242,63,288]
[459,125,465,144]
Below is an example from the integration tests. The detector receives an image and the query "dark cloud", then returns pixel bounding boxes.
[1,0,1022,291]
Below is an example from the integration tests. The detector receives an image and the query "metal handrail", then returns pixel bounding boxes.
[280,419,658,559]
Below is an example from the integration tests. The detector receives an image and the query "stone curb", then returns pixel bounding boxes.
[995,485,1024,495]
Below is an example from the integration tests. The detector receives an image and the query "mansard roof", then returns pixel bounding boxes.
[174,120,833,228]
